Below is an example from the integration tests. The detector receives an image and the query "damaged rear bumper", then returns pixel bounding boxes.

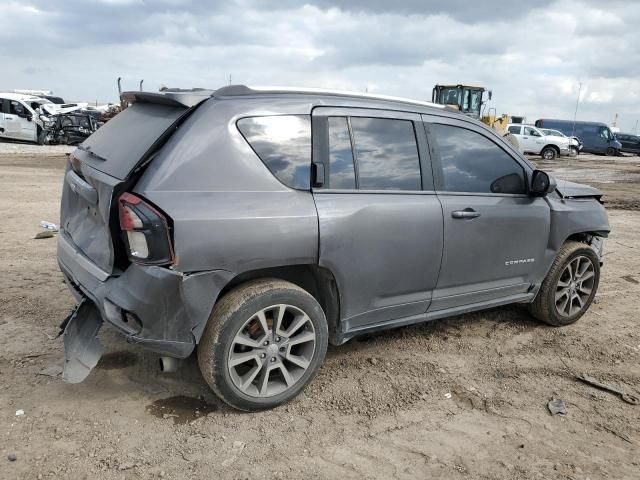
[57,232,233,380]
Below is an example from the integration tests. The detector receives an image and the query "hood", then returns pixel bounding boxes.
[544,134,570,145]
[555,180,602,199]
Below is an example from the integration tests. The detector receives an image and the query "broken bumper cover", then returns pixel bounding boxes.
[57,232,233,379]
[62,300,103,383]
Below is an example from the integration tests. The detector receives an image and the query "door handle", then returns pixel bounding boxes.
[452,209,481,219]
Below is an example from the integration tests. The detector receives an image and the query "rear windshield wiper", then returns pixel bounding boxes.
[77,145,108,162]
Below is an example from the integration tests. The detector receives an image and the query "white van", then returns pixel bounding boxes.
[507,124,571,160]
[0,93,52,143]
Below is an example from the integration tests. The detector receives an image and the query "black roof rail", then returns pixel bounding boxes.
[213,84,445,109]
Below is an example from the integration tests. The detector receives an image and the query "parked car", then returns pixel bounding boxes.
[506,124,571,159]
[616,132,640,155]
[58,86,609,411]
[539,128,582,155]
[535,119,621,155]
[0,93,50,143]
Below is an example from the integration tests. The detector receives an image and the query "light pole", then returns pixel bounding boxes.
[572,82,582,137]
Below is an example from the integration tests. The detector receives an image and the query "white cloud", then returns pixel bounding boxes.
[0,0,638,131]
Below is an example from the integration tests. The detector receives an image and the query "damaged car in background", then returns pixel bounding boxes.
[0,91,118,145]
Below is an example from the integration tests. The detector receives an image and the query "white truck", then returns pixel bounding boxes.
[507,124,571,160]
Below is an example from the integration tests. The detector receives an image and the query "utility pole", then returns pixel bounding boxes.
[634,120,639,135]
[572,82,582,137]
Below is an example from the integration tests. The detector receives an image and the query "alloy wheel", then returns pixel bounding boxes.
[543,149,555,160]
[555,255,595,317]
[227,304,316,397]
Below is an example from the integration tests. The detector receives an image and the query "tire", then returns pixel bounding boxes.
[606,147,616,156]
[528,241,600,326]
[541,146,557,160]
[197,278,328,411]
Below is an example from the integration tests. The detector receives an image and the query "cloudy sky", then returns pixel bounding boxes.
[1,0,639,131]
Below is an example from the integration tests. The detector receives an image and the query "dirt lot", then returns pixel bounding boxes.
[1,144,639,479]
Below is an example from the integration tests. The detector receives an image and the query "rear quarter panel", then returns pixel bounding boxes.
[134,98,319,275]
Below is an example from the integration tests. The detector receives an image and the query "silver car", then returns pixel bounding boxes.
[57,86,609,410]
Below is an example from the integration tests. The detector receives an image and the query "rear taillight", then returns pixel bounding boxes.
[118,192,174,265]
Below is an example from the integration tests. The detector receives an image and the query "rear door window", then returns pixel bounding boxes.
[350,117,421,191]
[508,125,521,134]
[237,115,311,190]
[327,117,356,189]
[429,123,526,194]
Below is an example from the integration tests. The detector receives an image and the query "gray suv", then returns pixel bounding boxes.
[57,86,609,411]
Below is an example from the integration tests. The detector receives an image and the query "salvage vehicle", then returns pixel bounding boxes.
[42,111,99,145]
[539,128,582,156]
[616,132,640,155]
[0,93,50,143]
[58,86,609,411]
[535,119,621,156]
[507,124,571,159]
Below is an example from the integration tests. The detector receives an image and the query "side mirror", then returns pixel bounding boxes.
[530,170,556,196]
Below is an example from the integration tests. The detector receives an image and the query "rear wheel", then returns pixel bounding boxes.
[529,241,600,326]
[541,147,557,160]
[198,279,328,411]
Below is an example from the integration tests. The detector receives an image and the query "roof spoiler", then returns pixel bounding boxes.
[120,90,214,109]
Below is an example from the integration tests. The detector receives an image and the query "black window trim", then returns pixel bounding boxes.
[311,106,434,193]
[422,114,532,197]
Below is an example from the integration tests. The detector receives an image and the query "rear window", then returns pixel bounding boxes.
[237,115,311,189]
[80,103,186,180]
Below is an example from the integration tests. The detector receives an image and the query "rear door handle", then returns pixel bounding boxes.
[452,209,481,219]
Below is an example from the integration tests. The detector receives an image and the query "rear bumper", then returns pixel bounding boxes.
[58,231,233,358]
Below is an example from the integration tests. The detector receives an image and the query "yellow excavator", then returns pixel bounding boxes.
[431,84,518,149]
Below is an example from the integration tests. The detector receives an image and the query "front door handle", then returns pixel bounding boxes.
[452,209,481,219]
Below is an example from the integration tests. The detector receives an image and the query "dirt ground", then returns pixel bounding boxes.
[1,144,639,480]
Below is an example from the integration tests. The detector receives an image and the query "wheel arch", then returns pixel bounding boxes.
[215,264,343,345]
[542,144,561,154]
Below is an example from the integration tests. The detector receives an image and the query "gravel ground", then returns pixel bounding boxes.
[1,145,639,479]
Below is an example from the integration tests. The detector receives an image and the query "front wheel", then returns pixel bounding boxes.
[569,146,579,157]
[529,241,600,326]
[606,147,616,156]
[541,147,557,160]
[198,279,328,411]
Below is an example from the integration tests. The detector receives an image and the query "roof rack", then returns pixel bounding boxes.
[213,85,445,109]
